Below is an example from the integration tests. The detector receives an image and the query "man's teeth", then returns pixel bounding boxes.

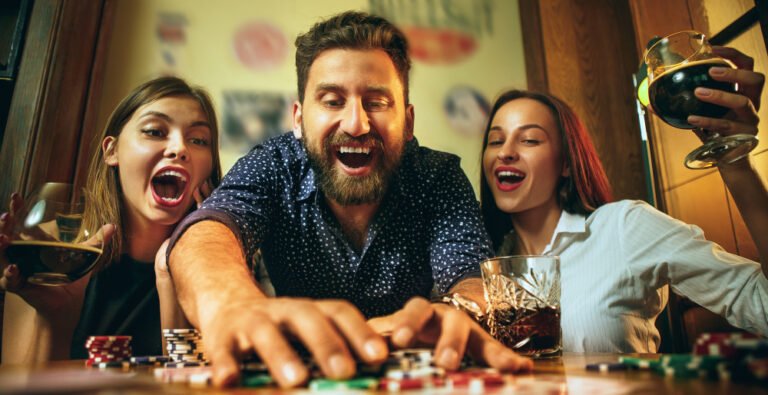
[338,146,371,154]
[498,170,524,178]
[156,170,188,182]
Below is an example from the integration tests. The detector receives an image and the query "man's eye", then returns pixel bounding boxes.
[323,99,344,108]
[364,100,388,111]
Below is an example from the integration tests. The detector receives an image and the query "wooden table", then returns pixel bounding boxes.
[1,353,766,394]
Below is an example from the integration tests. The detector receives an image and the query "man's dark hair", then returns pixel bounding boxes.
[295,11,411,104]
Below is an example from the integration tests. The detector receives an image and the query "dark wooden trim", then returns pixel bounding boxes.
[72,0,116,193]
[518,0,548,91]
[0,0,106,207]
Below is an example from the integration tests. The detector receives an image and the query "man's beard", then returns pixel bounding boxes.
[304,124,406,206]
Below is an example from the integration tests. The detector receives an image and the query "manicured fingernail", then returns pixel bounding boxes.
[282,361,303,385]
[438,348,459,368]
[364,338,387,359]
[696,87,713,96]
[710,67,727,76]
[687,115,703,125]
[0,212,8,221]
[328,353,353,377]
[7,265,17,275]
[393,327,414,346]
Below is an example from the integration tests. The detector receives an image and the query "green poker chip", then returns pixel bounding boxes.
[308,377,379,390]
[241,373,274,387]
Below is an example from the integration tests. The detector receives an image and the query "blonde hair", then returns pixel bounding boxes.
[82,77,222,264]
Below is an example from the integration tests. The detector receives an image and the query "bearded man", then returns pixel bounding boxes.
[164,11,531,388]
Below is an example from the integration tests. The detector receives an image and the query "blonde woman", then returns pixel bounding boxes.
[0,76,222,361]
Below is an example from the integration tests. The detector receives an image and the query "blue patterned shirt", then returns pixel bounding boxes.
[169,133,492,318]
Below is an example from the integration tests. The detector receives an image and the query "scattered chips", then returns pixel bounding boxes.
[594,332,768,383]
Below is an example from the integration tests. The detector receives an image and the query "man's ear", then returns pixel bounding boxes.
[405,104,415,141]
[292,101,303,138]
[103,136,118,166]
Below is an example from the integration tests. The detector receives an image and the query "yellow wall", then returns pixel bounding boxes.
[96,0,527,194]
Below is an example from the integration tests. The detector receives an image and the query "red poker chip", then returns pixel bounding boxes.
[87,336,131,341]
[446,371,505,387]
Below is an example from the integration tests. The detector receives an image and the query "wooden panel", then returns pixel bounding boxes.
[663,170,737,253]
[0,0,105,206]
[519,0,548,92]
[537,0,646,201]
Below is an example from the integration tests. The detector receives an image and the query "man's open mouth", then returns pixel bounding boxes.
[335,145,373,168]
[151,169,188,204]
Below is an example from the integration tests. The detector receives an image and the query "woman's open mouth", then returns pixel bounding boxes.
[495,168,526,192]
[150,167,189,207]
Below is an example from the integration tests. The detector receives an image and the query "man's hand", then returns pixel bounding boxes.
[375,297,533,372]
[202,298,389,388]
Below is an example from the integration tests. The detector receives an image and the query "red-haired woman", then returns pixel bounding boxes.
[480,47,767,353]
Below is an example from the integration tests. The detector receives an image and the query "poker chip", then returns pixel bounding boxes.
[84,335,132,367]
[586,362,628,372]
[131,355,171,365]
[163,328,207,364]
[309,377,378,390]
[241,374,275,387]
[164,361,209,368]
[617,356,660,369]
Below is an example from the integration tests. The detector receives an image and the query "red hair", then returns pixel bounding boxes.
[480,90,613,249]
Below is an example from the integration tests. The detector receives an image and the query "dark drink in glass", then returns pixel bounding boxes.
[649,59,736,129]
[644,31,758,169]
[487,305,561,357]
[6,241,101,285]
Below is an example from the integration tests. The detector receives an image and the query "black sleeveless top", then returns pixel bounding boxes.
[70,255,161,359]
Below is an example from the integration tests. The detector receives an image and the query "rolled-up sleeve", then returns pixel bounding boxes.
[166,145,278,265]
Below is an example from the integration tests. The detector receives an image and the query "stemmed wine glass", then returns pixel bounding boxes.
[4,183,103,286]
[644,30,758,169]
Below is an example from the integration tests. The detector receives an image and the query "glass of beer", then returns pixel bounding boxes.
[644,30,758,169]
[480,255,561,358]
[3,183,103,286]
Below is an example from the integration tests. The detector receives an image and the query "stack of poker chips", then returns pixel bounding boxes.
[163,328,207,367]
[84,335,132,368]
[593,332,768,381]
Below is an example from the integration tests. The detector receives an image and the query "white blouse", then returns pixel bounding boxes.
[503,200,768,353]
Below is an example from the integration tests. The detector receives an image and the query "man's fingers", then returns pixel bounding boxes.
[466,328,533,372]
[316,300,388,364]
[209,334,244,387]
[431,307,470,370]
[279,300,356,379]
[390,297,436,348]
[249,321,308,388]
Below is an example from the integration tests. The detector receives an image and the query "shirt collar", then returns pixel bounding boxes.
[542,208,586,254]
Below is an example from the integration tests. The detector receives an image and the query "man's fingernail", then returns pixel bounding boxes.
[364,339,387,359]
[329,354,353,377]
[710,67,727,76]
[282,361,303,385]
[696,87,713,96]
[438,348,458,368]
[393,327,414,346]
